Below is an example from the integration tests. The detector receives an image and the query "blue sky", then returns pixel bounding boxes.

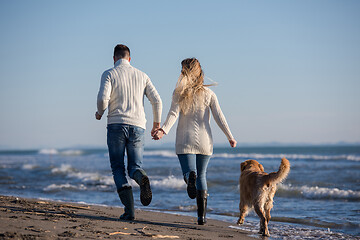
[0,0,359,149]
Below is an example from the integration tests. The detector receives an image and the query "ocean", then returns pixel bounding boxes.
[0,146,359,239]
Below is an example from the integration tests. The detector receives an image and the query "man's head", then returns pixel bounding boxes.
[113,44,131,63]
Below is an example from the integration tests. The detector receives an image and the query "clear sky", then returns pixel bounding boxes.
[0,0,359,149]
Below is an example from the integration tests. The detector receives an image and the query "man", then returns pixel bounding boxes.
[96,44,162,220]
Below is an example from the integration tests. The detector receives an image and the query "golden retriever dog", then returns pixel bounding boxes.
[237,158,290,236]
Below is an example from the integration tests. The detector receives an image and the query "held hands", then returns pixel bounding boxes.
[152,129,165,140]
[151,122,160,138]
[151,122,165,140]
[151,122,164,140]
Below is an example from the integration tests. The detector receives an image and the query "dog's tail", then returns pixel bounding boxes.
[264,158,290,185]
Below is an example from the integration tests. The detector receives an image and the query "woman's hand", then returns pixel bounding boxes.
[153,129,165,140]
[229,139,237,148]
[151,122,161,137]
[95,112,102,120]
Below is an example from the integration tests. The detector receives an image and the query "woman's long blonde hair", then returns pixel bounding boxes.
[175,58,213,114]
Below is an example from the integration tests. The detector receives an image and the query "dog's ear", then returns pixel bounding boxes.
[241,162,246,172]
[258,163,264,172]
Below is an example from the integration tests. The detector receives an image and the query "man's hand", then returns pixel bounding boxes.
[151,122,161,137]
[153,129,165,140]
[95,112,102,120]
[229,139,237,148]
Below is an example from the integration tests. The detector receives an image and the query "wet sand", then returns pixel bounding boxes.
[0,195,256,239]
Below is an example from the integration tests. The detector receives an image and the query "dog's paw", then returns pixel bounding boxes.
[237,218,244,225]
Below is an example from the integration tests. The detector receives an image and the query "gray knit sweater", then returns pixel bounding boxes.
[97,59,162,129]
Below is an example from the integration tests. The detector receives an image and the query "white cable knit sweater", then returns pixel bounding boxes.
[97,59,162,129]
[161,88,234,155]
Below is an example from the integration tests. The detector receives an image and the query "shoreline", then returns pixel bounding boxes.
[0,195,256,239]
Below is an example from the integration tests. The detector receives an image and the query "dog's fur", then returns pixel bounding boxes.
[237,158,290,236]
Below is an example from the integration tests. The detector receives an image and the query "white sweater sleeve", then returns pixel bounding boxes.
[161,92,180,134]
[145,78,162,123]
[209,92,234,140]
[97,71,112,116]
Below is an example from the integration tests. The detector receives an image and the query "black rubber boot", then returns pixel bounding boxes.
[133,170,152,206]
[117,186,135,220]
[187,171,197,199]
[196,190,208,225]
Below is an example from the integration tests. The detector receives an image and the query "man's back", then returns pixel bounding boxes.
[97,59,162,129]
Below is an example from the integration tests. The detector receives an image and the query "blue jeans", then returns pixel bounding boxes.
[177,154,211,191]
[107,124,145,190]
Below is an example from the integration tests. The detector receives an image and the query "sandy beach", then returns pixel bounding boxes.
[0,195,255,239]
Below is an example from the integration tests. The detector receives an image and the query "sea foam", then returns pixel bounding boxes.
[60,150,84,156]
[51,164,74,174]
[38,148,59,155]
[50,164,113,187]
[151,175,186,189]
[43,183,87,192]
[279,184,360,200]
[22,164,39,170]
[144,150,176,158]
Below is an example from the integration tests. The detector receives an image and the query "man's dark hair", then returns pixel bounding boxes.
[114,44,130,59]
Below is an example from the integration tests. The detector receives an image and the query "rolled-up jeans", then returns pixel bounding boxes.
[177,154,211,191]
[107,124,145,190]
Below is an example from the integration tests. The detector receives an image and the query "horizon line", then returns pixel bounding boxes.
[1,141,360,151]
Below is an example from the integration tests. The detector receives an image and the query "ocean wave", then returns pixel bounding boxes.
[50,163,185,190]
[38,149,86,156]
[50,164,113,186]
[51,164,74,174]
[38,148,59,155]
[70,172,114,186]
[60,150,84,156]
[49,164,185,190]
[22,164,39,170]
[144,150,176,158]
[151,175,186,189]
[212,153,360,161]
[278,184,360,200]
[43,183,87,192]
[346,155,360,161]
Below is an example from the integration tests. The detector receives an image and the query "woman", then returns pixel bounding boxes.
[154,58,237,225]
